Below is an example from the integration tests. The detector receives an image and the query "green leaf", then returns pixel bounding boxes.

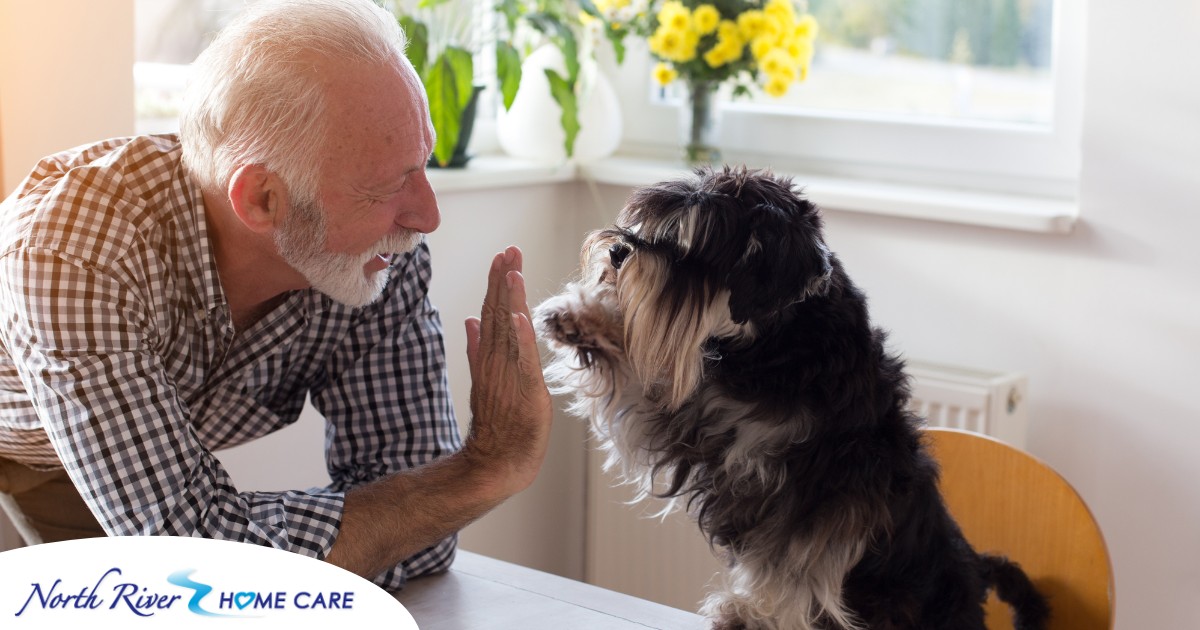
[398,16,429,77]
[605,28,627,65]
[496,41,522,111]
[496,0,522,33]
[526,14,581,83]
[577,0,601,18]
[426,53,468,167]
[417,0,450,8]
[559,28,579,83]
[544,69,580,158]
[442,46,474,112]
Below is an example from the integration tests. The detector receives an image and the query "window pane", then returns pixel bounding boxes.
[744,0,1056,127]
[134,0,257,134]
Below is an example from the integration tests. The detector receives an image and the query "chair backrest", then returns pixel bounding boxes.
[924,427,1114,630]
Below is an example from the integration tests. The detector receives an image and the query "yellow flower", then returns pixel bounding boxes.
[703,47,727,68]
[794,14,819,40]
[679,29,700,61]
[765,0,796,23]
[703,41,741,68]
[653,62,678,86]
[761,13,785,40]
[648,30,666,56]
[658,1,691,33]
[653,25,698,62]
[759,48,794,77]
[656,27,683,57]
[692,5,720,35]
[771,63,798,83]
[785,37,814,63]
[717,19,740,41]
[763,75,790,97]
[750,36,774,60]
[737,10,767,40]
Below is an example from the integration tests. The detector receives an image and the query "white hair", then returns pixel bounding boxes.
[180,0,411,206]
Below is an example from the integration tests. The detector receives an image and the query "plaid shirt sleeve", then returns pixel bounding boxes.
[309,242,464,590]
[0,245,346,555]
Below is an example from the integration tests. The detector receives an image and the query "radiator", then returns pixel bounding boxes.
[583,360,1029,612]
[906,359,1029,449]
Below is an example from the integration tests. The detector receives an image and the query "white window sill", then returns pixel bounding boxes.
[430,153,1078,235]
[427,155,575,192]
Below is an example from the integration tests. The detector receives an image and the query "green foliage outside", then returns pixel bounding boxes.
[807,0,1053,68]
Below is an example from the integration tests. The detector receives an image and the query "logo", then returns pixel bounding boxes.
[1,537,416,627]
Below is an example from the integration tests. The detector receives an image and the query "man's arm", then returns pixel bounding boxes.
[324,246,552,578]
[0,247,343,550]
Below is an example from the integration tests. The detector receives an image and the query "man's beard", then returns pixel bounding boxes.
[274,198,421,307]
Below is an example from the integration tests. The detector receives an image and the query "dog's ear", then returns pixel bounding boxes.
[726,199,832,324]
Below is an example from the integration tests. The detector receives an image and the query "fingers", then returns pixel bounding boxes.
[512,311,544,382]
[483,250,509,350]
[505,268,532,322]
[480,247,527,356]
[470,247,529,375]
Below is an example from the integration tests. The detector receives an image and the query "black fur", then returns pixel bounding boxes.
[538,166,1050,629]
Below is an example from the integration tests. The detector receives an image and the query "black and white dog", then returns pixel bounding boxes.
[535,166,1049,630]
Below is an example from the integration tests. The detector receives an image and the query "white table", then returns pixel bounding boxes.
[396,551,706,629]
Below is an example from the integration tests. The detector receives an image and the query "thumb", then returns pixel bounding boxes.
[465,317,481,380]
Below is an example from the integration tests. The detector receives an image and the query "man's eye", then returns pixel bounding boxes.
[609,243,631,270]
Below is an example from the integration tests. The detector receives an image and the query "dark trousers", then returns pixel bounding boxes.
[0,456,106,543]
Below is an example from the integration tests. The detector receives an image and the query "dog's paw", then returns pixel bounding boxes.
[537,307,592,348]
[710,617,749,630]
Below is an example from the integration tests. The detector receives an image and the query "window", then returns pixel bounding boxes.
[136,0,1085,201]
[619,0,1085,198]
[761,0,1056,127]
[134,0,255,134]
[133,0,494,135]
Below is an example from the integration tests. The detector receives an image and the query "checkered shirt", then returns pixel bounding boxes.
[0,135,462,589]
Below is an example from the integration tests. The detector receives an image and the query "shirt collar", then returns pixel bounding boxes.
[172,142,228,323]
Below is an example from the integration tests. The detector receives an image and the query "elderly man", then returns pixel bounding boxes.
[0,0,552,589]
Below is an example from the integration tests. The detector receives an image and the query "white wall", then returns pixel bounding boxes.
[0,1,135,194]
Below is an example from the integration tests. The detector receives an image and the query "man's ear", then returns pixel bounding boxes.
[228,164,286,235]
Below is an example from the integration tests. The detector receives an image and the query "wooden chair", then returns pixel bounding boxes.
[925,427,1114,630]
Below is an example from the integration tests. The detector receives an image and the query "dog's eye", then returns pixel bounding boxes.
[609,243,631,270]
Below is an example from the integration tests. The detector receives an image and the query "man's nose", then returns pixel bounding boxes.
[398,171,440,234]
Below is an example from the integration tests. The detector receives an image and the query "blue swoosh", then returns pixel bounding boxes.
[167,569,235,617]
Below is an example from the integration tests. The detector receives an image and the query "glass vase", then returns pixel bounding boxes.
[680,80,722,165]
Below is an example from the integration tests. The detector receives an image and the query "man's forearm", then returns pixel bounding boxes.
[323,449,505,579]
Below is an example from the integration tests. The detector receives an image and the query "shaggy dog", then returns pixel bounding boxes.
[534,166,1049,630]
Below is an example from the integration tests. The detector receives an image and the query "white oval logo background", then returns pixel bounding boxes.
[0,536,417,629]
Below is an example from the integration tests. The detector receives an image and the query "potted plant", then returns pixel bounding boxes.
[586,0,818,164]
[390,0,607,165]
[389,0,486,167]
[494,0,597,159]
